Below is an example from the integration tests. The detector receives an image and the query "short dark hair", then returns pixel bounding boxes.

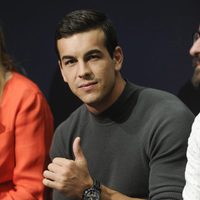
[55,9,119,58]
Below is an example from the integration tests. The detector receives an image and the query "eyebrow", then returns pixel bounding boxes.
[61,49,103,61]
[61,55,75,61]
[84,49,102,57]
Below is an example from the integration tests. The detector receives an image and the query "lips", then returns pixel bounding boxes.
[193,55,200,67]
[78,81,97,88]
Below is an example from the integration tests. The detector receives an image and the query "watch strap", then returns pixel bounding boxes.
[82,177,101,199]
[93,178,101,190]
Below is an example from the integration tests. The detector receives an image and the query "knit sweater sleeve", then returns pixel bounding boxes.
[145,94,194,200]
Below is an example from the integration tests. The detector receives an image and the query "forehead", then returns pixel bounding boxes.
[57,29,106,56]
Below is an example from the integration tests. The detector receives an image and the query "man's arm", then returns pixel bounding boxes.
[146,99,194,199]
[43,137,145,200]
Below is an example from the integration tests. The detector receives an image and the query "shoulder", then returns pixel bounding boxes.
[5,72,47,105]
[133,85,194,137]
[139,87,192,114]
[188,113,200,145]
[2,72,50,113]
[191,113,200,129]
[54,105,86,136]
[10,72,42,95]
[141,87,179,101]
[53,104,87,138]
[128,82,182,105]
[50,105,86,158]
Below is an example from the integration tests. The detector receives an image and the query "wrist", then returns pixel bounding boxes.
[82,177,101,200]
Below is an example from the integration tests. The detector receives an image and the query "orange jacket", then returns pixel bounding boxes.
[0,72,54,200]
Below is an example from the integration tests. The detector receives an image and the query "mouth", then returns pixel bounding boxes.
[192,55,200,67]
[78,81,98,89]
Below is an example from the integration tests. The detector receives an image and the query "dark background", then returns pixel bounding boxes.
[0,0,199,127]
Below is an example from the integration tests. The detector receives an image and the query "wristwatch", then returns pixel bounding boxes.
[82,178,101,200]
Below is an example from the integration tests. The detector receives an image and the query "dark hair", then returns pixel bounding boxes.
[55,9,118,58]
[0,24,15,71]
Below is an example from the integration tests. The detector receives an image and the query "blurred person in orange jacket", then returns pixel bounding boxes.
[0,24,54,199]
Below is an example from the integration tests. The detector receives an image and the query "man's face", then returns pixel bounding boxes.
[190,28,200,68]
[57,29,123,112]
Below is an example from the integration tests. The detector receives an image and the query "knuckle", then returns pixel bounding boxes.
[57,182,65,190]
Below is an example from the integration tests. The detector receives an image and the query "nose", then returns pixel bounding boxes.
[78,61,92,79]
[190,38,200,56]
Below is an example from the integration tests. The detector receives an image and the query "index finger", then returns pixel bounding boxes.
[52,157,72,166]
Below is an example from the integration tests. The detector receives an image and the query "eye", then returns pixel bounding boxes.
[87,54,101,61]
[63,59,77,67]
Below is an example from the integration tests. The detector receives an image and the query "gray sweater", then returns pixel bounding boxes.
[50,81,194,200]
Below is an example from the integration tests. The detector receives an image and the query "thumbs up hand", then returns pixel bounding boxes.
[43,137,93,199]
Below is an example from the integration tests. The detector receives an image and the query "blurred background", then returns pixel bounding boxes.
[0,0,199,127]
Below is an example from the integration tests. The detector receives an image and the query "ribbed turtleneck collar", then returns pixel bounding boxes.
[90,81,142,124]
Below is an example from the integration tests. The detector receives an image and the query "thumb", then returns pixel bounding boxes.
[73,137,85,161]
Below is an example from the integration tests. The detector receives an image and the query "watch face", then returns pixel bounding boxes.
[83,188,100,200]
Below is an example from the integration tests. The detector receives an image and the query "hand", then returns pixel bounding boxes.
[43,137,93,199]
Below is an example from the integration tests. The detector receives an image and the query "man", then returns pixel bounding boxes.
[178,26,200,115]
[43,9,194,200]
[182,27,200,200]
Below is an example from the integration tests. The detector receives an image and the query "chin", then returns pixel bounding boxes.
[80,93,100,103]
[82,97,101,107]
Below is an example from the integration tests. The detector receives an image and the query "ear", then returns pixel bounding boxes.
[58,60,68,83]
[113,46,123,71]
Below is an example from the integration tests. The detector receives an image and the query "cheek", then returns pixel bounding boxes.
[67,81,78,96]
[64,73,78,91]
[100,67,115,80]
[62,68,76,82]
[66,76,75,88]
[60,69,68,82]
